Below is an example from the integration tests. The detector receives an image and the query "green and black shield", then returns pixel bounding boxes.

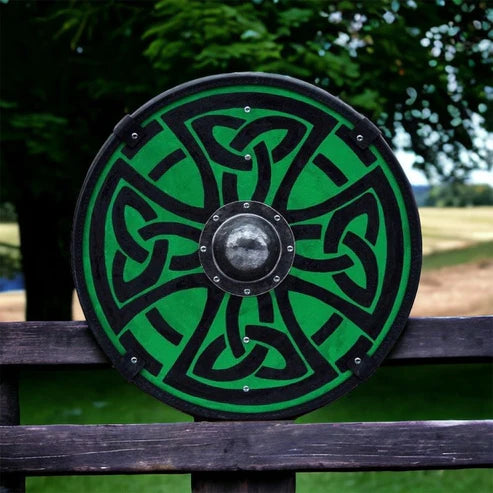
[72,73,421,419]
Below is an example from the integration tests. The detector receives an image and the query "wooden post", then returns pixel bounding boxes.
[0,370,25,493]
[191,472,295,493]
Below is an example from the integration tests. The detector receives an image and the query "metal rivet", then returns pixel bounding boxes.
[243,385,250,392]
[243,336,250,344]
[244,288,251,295]
[244,106,251,113]
[200,246,207,253]
[287,245,294,252]
[131,132,139,140]
[130,356,138,364]
[213,214,219,221]
[213,276,220,283]
[244,154,252,161]
[274,215,280,221]
[354,357,362,365]
[356,134,364,142]
[243,202,250,209]
[273,275,281,282]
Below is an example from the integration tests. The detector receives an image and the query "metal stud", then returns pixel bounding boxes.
[244,288,251,295]
[130,356,138,364]
[354,357,362,365]
[244,154,252,161]
[131,132,139,140]
[243,202,250,209]
[243,336,250,344]
[273,275,280,282]
[287,245,294,252]
[213,276,220,283]
[274,215,281,221]
[244,106,251,113]
[356,134,364,142]
[213,214,220,221]
[243,385,250,392]
[200,246,207,253]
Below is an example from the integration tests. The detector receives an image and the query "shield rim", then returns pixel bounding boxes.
[72,72,422,420]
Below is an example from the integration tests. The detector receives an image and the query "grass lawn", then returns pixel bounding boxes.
[422,240,493,271]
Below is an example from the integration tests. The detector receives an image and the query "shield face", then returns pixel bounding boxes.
[73,73,421,419]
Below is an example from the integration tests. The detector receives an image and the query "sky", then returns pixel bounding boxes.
[396,150,493,186]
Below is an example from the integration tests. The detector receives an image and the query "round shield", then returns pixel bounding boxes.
[72,73,421,420]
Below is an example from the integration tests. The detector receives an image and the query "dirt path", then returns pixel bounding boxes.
[410,259,493,317]
[0,291,25,322]
[1,260,491,321]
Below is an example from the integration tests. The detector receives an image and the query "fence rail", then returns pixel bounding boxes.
[2,420,492,475]
[1,316,492,366]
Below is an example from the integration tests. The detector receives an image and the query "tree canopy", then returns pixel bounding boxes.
[143,0,492,182]
[0,0,491,319]
[2,0,491,188]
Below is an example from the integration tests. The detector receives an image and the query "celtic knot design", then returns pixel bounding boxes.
[74,75,420,419]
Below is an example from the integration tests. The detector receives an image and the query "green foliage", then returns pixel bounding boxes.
[426,183,493,206]
[140,0,491,183]
[7,113,69,163]
[144,1,281,74]
[0,1,160,203]
[0,244,21,279]
[0,202,17,222]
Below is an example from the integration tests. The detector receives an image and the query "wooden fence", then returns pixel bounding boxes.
[1,316,492,492]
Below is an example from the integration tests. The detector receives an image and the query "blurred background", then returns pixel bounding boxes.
[0,1,492,492]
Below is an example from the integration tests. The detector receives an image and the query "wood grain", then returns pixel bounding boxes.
[0,370,25,492]
[1,420,492,475]
[0,317,491,366]
[387,316,493,362]
[0,321,107,366]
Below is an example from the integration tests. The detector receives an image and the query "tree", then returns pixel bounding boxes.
[0,1,159,319]
[426,182,493,206]
[1,0,491,319]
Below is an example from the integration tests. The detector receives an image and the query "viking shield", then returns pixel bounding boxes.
[72,73,421,419]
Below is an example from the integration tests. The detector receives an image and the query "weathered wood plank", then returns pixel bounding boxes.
[0,321,107,366]
[387,316,493,362]
[190,416,296,493]
[0,370,25,492]
[0,317,492,366]
[1,420,492,475]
